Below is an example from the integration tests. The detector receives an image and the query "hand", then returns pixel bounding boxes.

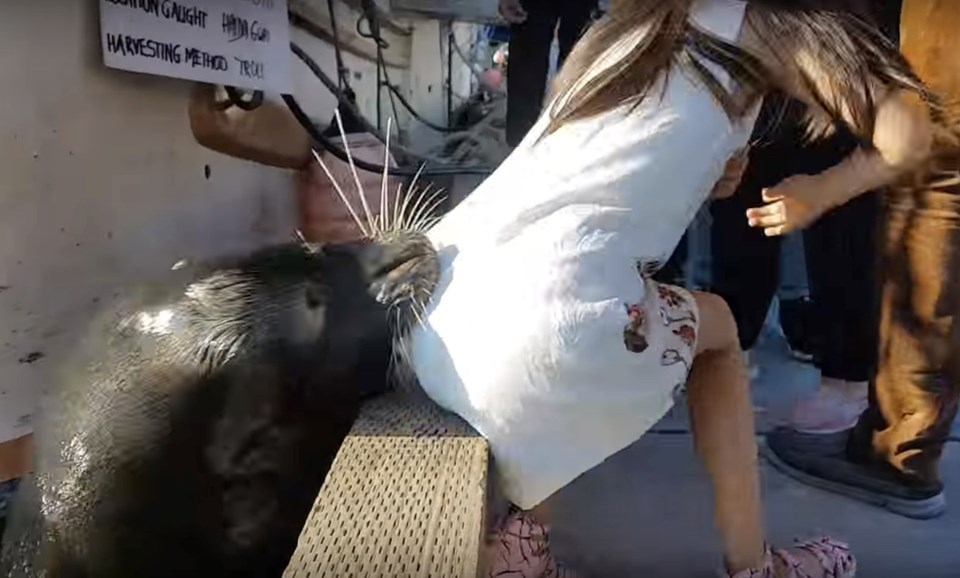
[745,173,833,237]
[710,148,750,200]
[498,0,527,24]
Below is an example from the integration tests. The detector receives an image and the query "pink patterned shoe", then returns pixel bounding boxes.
[728,538,856,578]
[485,506,580,578]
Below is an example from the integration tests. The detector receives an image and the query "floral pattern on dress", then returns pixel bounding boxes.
[673,324,697,349]
[659,306,697,327]
[658,284,687,309]
[623,259,698,372]
[623,303,649,353]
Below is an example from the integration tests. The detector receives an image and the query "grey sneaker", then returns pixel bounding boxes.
[762,429,948,519]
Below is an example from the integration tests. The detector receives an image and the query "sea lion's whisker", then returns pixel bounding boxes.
[408,183,433,228]
[397,163,427,231]
[384,301,400,321]
[416,302,429,328]
[408,188,447,232]
[397,166,427,232]
[380,118,393,236]
[410,206,443,235]
[333,109,378,237]
[406,162,427,198]
[413,215,442,234]
[400,183,434,232]
[395,180,424,235]
[411,301,425,327]
[406,186,445,232]
[311,150,369,237]
[391,180,404,236]
[388,335,416,393]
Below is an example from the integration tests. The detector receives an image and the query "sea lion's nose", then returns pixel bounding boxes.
[356,239,422,280]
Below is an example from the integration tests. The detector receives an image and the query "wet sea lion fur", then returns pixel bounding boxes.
[1,121,443,577]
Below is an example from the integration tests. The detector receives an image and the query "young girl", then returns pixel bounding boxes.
[405,1,938,576]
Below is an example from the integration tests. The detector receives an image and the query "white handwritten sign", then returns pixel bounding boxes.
[99,0,292,92]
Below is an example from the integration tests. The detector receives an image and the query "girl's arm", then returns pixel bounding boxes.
[739,5,935,235]
[791,90,932,206]
[710,148,750,200]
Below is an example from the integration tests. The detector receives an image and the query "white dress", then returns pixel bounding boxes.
[408,0,759,510]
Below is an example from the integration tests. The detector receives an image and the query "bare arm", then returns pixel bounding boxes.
[709,147,750,200]
[739,5,935,234]
[744,7,933,196]
[798,90,932,208]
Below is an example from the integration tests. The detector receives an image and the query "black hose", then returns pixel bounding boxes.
[355,8,462,134]
[326,0,348,90]
[380,64,462,133]
[446,26,454,126]
[376,45,383,130]
[290,42,383,139]
[356,6,388,49]
[384,67,403,132]
[282,93,492,177]
[224,86,265,111]
[287,39,494,175]
[289,42,444,164]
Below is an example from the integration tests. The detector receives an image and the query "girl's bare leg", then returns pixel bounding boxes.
[485,290,854,578]
[688,292,766,573]
[690,292,856,578]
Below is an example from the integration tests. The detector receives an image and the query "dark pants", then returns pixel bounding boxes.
[710,100,880,381]
[850,182,960,484]
[505,0,597,146]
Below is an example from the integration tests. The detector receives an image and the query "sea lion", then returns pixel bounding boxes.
[0,225,438,578]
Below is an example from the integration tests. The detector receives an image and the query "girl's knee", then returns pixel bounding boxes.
[692,291,739,355]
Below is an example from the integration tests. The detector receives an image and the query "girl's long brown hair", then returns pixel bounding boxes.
[546,0,942,144]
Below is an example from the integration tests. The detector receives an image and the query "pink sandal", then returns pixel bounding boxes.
[485,506,580,578]
[487,508,852,578]
[728,538,856,578]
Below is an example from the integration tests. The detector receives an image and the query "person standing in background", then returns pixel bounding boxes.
[710,91,881,427]
[498,0,599,147]
[762,0,960,520]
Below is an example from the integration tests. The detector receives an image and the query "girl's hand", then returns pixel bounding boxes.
[710,148,750,200]
[498,0,527,23]
[745,174,834,237]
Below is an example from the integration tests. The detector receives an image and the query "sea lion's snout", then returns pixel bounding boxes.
[356,231,439,333]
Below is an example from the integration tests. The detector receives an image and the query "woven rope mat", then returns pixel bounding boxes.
[284,393,490,578]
